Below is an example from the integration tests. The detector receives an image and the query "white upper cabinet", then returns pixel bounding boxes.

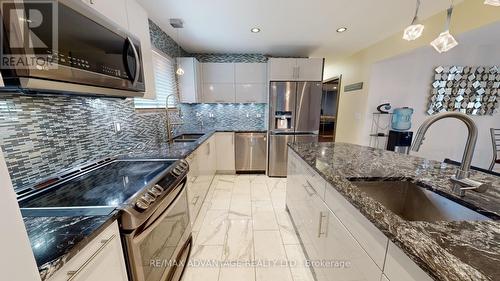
[178,57,202,103]
[81,0,129,29]
[268,58,297,81]
[202,63,235,83]
[203,83,235,103]
[201,62,268,103]
[296,58,324,81]
[235,63,267,83]
[125,0,156,100]
[235,84,266,103]
[268,58,324,81]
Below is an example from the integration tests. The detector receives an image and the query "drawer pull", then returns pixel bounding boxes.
[318,212,328,238]
[191,195,200,205]
[303,180,315,196]
[67,234,116,280]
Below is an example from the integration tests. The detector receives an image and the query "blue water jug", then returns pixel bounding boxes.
[392,107,414,131]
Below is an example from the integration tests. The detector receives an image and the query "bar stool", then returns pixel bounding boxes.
[490,128,500,171]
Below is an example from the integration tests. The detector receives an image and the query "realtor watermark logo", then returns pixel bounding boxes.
[0,0,58,69]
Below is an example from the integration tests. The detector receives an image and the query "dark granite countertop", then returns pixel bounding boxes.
[24,213,118,281]
[25,129,266,280]
[122,129,267,160]
[288,142,500,281]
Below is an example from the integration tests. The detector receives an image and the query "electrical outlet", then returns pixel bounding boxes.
[114,122,121,133]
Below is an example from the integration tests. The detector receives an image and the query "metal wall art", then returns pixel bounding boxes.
[428,66,499,116]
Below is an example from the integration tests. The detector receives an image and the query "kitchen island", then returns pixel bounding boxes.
[286,142,499,281]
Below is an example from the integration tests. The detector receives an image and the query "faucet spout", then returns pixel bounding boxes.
[410,112,488,197]
[411,112,478,179]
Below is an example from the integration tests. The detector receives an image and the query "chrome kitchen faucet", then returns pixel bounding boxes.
[411,112,490,197]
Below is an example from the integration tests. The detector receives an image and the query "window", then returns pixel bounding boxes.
[134,49,178,108]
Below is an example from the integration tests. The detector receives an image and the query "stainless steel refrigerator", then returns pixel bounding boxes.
[268,81,322,177]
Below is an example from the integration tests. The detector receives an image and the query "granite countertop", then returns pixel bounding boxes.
[25,129,266,280]
[288,142,500,281]
[24,213,118,281]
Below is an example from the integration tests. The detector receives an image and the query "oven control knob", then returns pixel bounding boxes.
[142,193,156,203]
[172,167,182,177]
[153,184,164,193]
[135,199,150,211]
[148,187,162,197]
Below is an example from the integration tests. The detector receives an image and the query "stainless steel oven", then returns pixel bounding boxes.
[121,174,192,281]
[0,0,145,97]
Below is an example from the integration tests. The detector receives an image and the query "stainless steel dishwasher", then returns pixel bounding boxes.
[235,132,267,172]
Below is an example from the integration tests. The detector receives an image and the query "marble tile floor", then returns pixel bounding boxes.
[182,175,314,281]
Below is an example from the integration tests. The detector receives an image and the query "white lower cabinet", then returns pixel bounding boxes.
[48,221,127,281]
[187,135,217,223]
[314,201,382,281]
[186,151,203,222]
[288,151,372,281]
[215,132,235,173]
[286,149,436,281]
[325,183,388,269]
[384,242,433,281]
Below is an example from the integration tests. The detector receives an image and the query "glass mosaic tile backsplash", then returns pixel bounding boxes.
[0,94,266,192]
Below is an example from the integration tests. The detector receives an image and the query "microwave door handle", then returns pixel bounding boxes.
[126,37,141,85]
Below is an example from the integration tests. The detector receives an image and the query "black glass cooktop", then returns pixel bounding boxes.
[20,160,175,211]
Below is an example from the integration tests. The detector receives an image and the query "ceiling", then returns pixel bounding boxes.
[141,0,458,60]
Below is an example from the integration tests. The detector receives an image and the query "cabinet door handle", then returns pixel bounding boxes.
[207,143,210,155]
[67,234,116,281]
[302,180,315,196]
[318,212,328,238]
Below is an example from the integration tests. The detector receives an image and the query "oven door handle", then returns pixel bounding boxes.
[134,180,187,242]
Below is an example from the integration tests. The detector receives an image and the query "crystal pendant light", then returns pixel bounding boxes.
[484,0,500,6]
[403,0,424,41]
[170,18,184,76]
[430,5,458,53]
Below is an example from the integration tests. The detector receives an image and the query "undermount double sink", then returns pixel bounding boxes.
[348,179,494,222]
[172,133,204,143]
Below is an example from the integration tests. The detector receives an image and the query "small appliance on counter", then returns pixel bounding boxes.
[387,130,414,154]
[387,107,414,154]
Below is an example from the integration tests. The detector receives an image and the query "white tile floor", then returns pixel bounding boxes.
[182,175,315,281]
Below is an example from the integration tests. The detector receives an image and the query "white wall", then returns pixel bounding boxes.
[0,148,41,281]
[364,23,500,169]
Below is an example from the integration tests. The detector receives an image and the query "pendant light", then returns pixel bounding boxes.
[484,0,500,6]
[403,0,424,41]
[170,18,184,76]
[430,4,458,53]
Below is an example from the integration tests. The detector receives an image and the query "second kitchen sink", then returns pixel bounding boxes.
[349,180,492,222]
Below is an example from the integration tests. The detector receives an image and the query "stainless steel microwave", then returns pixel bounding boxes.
[0,0,145,98]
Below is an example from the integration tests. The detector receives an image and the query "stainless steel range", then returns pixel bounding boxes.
[18,158,192,281]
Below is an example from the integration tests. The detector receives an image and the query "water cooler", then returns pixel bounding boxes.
[387,107,414,154]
